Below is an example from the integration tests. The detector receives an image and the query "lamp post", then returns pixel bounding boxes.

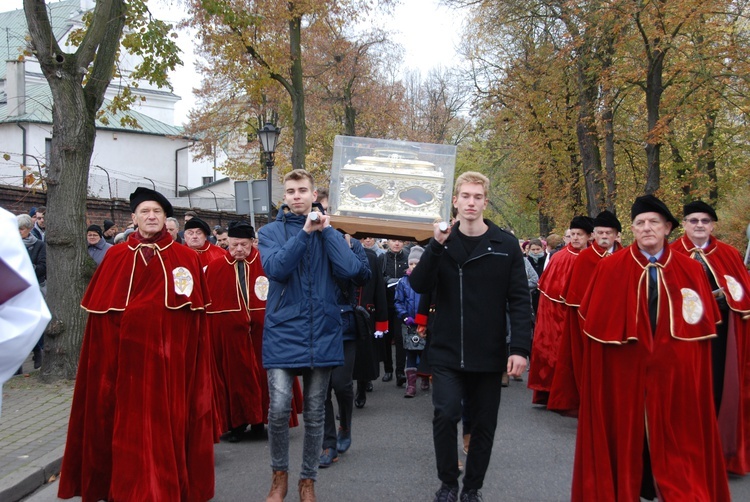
[257,122,281,223]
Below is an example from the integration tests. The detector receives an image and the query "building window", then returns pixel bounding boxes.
[202,176,213,185]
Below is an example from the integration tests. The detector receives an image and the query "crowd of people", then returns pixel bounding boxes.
[5,169,750,502]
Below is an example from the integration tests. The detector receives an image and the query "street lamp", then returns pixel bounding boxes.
[257,122,281,223]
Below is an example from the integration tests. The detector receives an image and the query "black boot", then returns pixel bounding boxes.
[396,371,406,387]
[226,424,247,443]
[32,347,42,369]
[354,381,366,409]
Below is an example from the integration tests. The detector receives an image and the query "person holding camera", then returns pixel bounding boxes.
[258,169,370,502]
[395,245,428,397]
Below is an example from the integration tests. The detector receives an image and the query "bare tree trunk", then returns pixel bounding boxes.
[576,69,605,216]
[289,12,306,169]
[602,104,617,211]
[702,111,718,203]
[538,211,552,238]
[42,85,96,380]
[344,82,356,136]
[25,0,126,380]
[644,48,665,195]
[669,138,690,199]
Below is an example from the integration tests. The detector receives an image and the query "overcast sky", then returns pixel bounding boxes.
[5,0,464,124]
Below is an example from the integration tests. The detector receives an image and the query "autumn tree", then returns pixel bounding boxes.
[299,24,409,174]
[401,67,471,145]
[186,0,394,171]
[454,0,750,238]
[23,0,181,379]
[458,3,584,235]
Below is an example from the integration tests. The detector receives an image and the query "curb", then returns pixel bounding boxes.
[0,445,64,502]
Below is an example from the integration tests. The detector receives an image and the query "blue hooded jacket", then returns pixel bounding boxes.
[258,206,370,368]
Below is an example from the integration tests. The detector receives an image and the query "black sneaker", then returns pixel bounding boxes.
[433,483,458,502]
[460,488,483,502]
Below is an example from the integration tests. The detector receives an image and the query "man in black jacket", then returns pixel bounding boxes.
[411,171,532,502]
[377,239,409,385]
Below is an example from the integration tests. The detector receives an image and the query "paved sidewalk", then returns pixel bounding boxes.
[0,357,73,502]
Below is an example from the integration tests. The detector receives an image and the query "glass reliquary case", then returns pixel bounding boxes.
[328,136,456,242]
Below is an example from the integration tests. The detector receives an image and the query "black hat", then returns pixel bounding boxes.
[631,194,680,231]
[683,200,718,222]
[569,216,594,234]
[129,187,174,217]
[184,217,211,236]
[592,210,622,233]
[103,219,115,232]
[87,224,103,237]
[227,221,255,239]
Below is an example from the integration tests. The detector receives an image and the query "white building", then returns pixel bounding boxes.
[0,0,236,211]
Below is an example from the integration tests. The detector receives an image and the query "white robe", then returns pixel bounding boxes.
[0,207,50,415]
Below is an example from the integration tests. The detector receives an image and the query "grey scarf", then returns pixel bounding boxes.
[22,234,38,249]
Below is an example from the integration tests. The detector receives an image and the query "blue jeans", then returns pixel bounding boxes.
[267,367,332,480]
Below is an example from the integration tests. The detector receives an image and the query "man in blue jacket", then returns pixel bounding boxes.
[411,171,532,502]
[258,169,370,502]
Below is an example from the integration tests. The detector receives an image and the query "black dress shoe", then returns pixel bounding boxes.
[354,386,366,408]
[226,424,247,443]
[382,372,393,382]
[365,381,373,392]
[396,372,406,387]
[248,423,267,440]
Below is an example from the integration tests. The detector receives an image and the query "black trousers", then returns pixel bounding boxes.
[323,340,356,449]
[431,365,503,490]
[383,311,404,374]
[711,307,730,413]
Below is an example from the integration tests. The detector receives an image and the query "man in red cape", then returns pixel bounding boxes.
[184,216,226,268]
[547,210,622,415]
[59,187,214,502]
[572,194,730,501]
[205,220,265,442]
[528,215,592,405]
[673,200,750,474]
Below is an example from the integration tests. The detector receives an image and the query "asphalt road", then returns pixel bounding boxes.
[25,374,750,501]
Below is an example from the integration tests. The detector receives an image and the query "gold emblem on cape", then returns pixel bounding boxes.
[724,275,744,302]
[254,276,269,301]
[173,267,194,297]
[681,288,703,325]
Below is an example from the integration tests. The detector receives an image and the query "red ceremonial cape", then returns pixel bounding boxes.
[205,250,265,431]
[193,240,227,269]
[572,242,730,501]
[191,240,234,438]
[674,235,750,474]
[528,244,581,404]
[206,247,303,427]
[548,240,622,415]
[59,231,214,502]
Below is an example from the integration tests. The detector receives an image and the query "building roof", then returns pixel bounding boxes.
[0,81,185,136]
[0,0,83,81]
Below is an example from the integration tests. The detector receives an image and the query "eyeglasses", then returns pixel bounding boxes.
[685,218,713,225]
